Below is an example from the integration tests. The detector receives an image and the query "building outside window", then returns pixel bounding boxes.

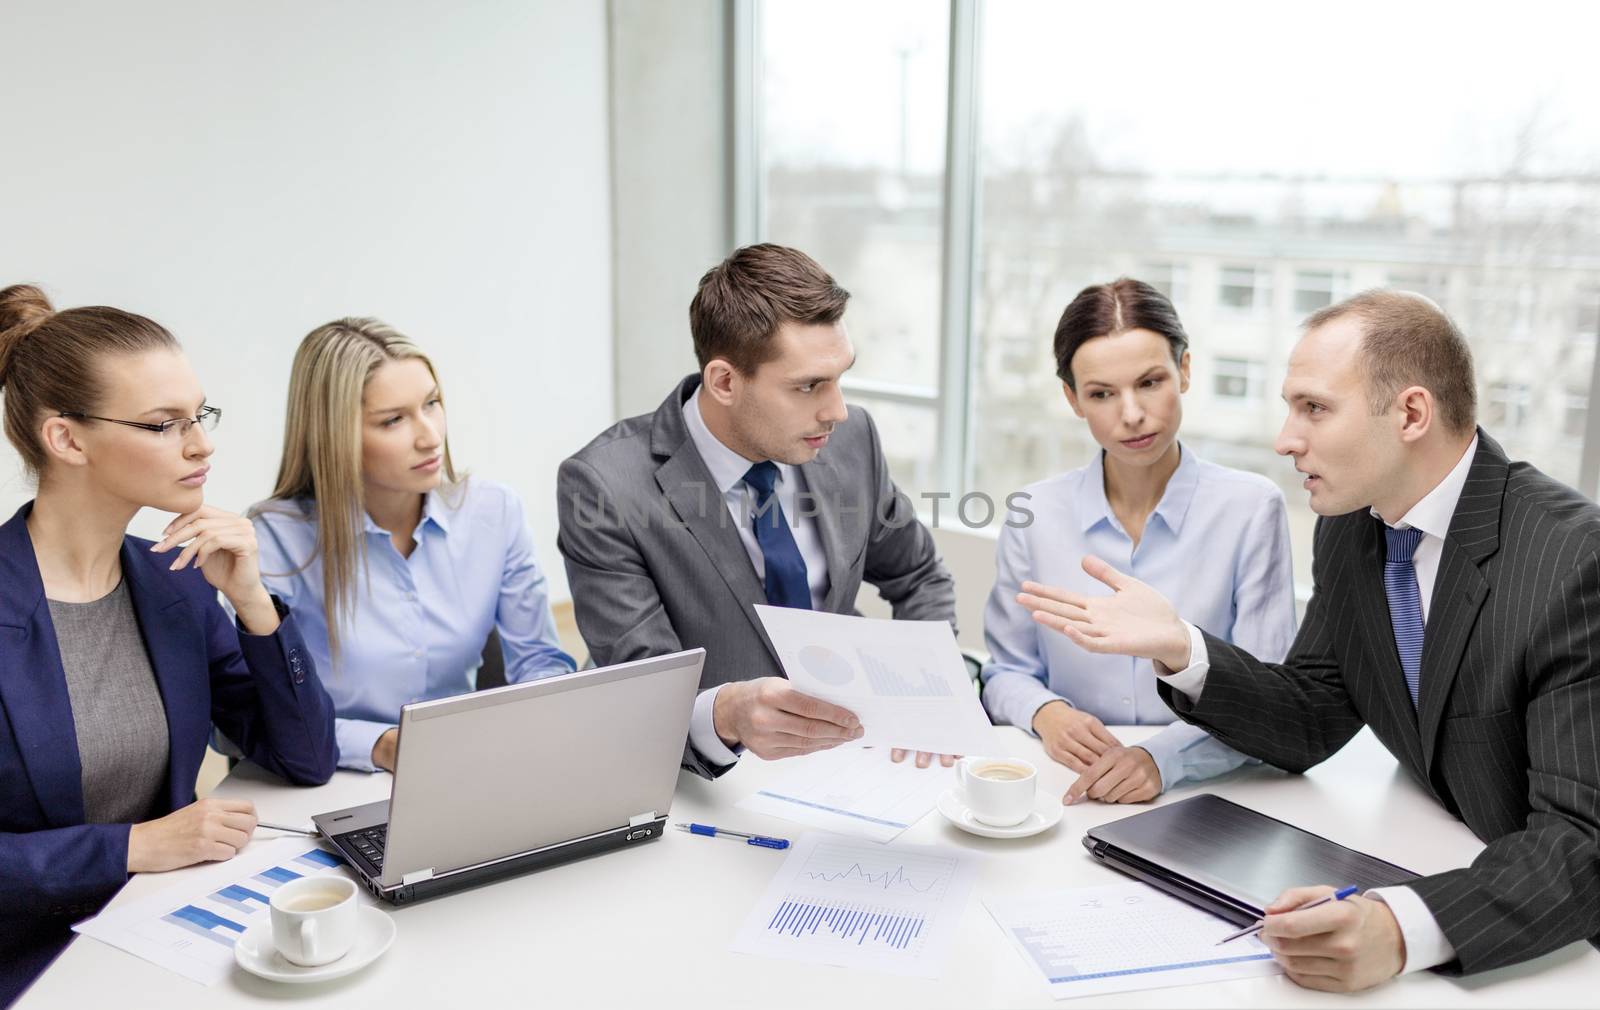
[1219,266,1268,313]
[749,0,1600,587]
[1293,270,1350,315]
[1213,357,1265,402]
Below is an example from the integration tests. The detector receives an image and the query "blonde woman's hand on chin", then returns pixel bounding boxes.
[151,505,281,634]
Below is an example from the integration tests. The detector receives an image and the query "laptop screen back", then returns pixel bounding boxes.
[378,649,703,887]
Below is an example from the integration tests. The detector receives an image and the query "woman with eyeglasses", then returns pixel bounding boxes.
[0,285,337,1005]
[247,318,575,774]
[979,278,1296,806]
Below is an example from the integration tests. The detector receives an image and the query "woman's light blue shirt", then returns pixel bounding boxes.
[252,478,576,771]
[980,445,1296,791]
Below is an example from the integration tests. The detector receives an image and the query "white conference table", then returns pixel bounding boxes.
[22,726,1599,1008]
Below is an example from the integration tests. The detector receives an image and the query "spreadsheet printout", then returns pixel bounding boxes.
[985,881,1284,999]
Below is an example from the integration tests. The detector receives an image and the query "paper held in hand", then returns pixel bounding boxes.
[754,606,994,758]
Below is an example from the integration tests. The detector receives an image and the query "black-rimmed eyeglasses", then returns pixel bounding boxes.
[58,405,222,438]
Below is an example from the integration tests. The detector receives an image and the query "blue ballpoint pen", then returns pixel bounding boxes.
[674,822,790,849]
[1215,885,1360,945]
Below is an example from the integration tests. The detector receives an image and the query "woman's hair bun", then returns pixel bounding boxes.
[0,284,55,388]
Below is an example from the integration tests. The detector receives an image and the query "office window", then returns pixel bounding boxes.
[1293,270,1349,315]
[758,0,948,393]
[1143,262,1190,308]
[1387,269,1452,309]
[749,0,1600,576]
[1213,357,1265,402]
[1486,382,1532,432]
[1576,285,1600,346]
[1566,392,1588,442]
[1219,266,1267,313]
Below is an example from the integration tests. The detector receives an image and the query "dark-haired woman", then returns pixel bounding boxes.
[980,279,1295,805]
[0,285,336,1005]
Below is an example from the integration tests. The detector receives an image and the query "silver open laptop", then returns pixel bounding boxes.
[312,648,704,904]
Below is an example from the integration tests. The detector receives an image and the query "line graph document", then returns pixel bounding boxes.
[985,882,1283,999]
[730,831,979,978]
[754,605,993,757]
[737,746,953,842]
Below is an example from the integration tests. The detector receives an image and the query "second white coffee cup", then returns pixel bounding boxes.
[956,756,1038,826]
[269,875,359,967]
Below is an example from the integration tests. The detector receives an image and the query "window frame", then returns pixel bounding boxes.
[732,0,1600,500]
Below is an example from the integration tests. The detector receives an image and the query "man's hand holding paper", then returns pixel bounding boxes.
[754,606,995,759]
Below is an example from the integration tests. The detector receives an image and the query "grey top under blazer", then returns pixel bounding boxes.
[557,374,957,778]
[1159,430,1600,975]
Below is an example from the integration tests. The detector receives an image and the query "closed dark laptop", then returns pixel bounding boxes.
[1083,794,1418,926]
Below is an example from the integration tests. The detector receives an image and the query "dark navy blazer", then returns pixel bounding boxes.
[0,503,337,1005]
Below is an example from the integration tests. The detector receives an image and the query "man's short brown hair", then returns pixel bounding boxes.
[1304,288,1478,436]
[689,244,850,374]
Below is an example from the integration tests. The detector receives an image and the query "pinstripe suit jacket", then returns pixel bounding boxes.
[1160,430,1600,975]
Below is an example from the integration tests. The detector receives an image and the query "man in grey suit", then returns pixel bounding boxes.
[1021,290,1600,990]
[558,244,957,779]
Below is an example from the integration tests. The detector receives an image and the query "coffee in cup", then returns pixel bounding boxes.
[269,875,359,967]
[957,757,1038,826]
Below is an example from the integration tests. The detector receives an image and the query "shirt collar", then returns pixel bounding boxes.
[1076,443,1198,536]
[682,387,786,494]
[1369,434,1479,538]
[360,487,453,538]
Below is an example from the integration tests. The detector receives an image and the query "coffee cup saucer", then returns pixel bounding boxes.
[234,906,395,984]
[936,789,1063,839]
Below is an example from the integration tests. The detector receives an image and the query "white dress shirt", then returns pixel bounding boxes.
[1160,436,1479,974]
[681,389,830,766]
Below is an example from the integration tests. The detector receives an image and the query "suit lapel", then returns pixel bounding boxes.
[800,452,852,613]
[1348,516,1427,770]
[120,541,202,809]
[1418,431,1504,772]
[0,504,86,827]
[650,377,773,654]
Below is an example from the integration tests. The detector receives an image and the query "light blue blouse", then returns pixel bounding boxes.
[979,445,1297,791]
[252,478,575,771]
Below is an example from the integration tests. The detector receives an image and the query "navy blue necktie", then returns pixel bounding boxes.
[1383,526,1426,708]
[742,461,811,610]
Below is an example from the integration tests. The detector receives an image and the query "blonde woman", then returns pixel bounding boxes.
[251,318,575,773]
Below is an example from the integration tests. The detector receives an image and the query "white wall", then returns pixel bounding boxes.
[0,0,613,601]
[608,0,729,418]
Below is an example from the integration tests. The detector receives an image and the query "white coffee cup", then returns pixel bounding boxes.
[269,875,359,967]
[957,756,1038,826]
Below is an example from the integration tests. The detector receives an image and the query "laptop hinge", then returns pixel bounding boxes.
[401,867,435,886]
[629,811,658,827]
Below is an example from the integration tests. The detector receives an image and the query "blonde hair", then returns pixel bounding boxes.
[256,317,460,658]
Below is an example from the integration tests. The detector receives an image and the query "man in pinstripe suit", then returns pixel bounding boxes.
[1020,289,1600,992]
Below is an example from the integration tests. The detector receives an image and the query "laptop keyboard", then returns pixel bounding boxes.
[342,826,388,870]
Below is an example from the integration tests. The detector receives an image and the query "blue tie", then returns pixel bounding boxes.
[1383,526,1426,708]
[742,462,812,610]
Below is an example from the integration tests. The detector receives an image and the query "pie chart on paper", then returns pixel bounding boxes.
[797,645,856,686]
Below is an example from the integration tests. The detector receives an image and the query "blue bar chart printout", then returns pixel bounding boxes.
[74,837,349,985]
[731,831,979,978]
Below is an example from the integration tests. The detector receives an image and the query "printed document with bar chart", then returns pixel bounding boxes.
[730,830,979,978]
[73,836,348,984]
[754,605,994,757]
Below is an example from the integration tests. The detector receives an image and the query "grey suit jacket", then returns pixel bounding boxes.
[1159,430,1600,975]
[557,375,957,778]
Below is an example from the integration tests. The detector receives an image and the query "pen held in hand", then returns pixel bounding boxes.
[1215,885,1359,945]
